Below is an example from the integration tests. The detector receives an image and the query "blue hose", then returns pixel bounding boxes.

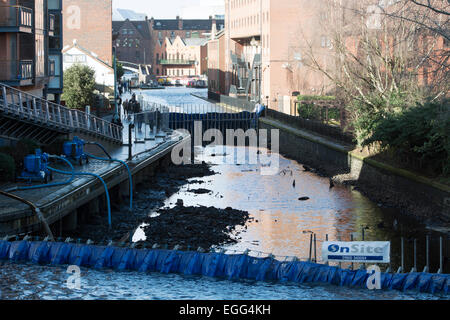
[48,167,113,229]
[85,153,133,211]
[5,156,75,193]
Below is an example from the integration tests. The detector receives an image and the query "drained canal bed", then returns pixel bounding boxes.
[128,145,449,274]
[1,88,448,299]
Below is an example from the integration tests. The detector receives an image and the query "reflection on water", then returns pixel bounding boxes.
[136,87,208,106]
[149,145,448,273]
[0,262,445,300]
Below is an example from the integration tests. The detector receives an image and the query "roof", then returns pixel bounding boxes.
[152,19,225,31]
[112,19,151,39]
[184,38,208,47]
[62,42,113,69]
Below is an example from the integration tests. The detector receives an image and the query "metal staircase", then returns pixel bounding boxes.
[0,83,123,145]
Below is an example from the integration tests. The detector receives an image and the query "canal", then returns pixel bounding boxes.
[0,87,448,300]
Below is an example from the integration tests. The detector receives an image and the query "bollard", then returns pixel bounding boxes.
[350,234,354,270]
[412,238,417,273]
[128,123,134,161]
[424,235,430,273]
[438,236,443,274]
[325,234,329,266]
[308,234,313,262]
[313,233,317,263]
[400,237,404,273]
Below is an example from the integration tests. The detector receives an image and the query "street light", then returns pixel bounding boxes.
[112,46,120,124]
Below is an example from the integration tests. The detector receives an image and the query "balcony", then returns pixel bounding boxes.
[158,59,196,66]
[48,14,55,36]
[0,60,34,86]
[0,6,33,33]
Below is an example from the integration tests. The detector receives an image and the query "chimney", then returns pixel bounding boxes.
[211,21,217,40]
[150,17,154,29]
[177,16,182,30]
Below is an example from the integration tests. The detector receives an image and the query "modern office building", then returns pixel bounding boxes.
[0,0,63,100]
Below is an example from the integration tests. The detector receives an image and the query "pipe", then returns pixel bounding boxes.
[84,141,132,210]
[5,155,75,193]
[85,153,133,211]
[47,167,113,229]
[86,142,112,160]
[0,190,54,241]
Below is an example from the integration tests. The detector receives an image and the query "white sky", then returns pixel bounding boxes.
[113,0,225,19]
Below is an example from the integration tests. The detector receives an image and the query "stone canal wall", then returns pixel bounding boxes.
[260,117,450,222]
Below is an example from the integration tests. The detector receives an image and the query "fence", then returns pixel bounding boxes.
[0,239,448,295]
[265,108,355,145]
[0,83,123,144]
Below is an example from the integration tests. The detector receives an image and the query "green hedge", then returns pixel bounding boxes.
[363,100,449,175]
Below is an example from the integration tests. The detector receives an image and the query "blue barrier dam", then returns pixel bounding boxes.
[1,88,448,300]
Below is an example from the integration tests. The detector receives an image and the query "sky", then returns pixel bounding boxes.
[112,0,225,19]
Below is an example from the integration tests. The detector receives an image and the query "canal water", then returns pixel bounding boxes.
[0,87,448,300]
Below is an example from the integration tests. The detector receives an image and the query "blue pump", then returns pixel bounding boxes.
[16,149,53,183]
[63,136,89,165]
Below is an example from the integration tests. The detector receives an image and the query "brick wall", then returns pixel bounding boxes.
[63,0,112,65]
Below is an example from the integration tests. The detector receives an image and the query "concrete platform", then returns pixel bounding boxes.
[0,125,189,236]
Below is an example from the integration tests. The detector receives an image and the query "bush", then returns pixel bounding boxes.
[62,64,96,109]
[363,100,449,175]
[0,139,40,172]
[0,153,15,182]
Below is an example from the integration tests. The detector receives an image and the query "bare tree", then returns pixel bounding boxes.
[295,0,448,143]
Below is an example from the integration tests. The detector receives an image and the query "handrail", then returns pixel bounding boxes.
[0,82,123,143]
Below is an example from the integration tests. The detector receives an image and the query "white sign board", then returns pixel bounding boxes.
[322,241,390,263]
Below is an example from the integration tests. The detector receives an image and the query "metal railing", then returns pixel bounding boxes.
[0,60,33,82]
[0,83,123,144]
[158,59,196,65]
[0,5,33,29]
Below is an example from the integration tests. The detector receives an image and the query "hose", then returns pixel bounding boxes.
[5,155,75,193]
[0,190,55,241]
[85,153,133,211]
[47,167,113,229]
[86,142,112,160]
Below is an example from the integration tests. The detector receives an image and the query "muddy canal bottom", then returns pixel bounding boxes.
[135,146,448,272]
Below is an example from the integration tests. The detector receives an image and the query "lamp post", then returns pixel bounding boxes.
[113,46,119,123]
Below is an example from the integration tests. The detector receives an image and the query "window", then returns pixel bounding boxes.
[64,54,86,63]
[321,36,331,48]
[49,60,55,76]
[171,31,175,38]
[158,31,162,39]
[186,31,190,38]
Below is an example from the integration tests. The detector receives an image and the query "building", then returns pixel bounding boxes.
[162,36,208,77]
[62,40,114,87]
[149,16,224,76]
[215,0,335,114]
[62,0,112,66]
[0,0,63,100]
[112,18,152,65]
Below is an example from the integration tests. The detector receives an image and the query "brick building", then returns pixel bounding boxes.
[112,18,152,65]
[0,0,63,100]
[63,0,112,66]
[150,16,223,77]
[161,36,208,77]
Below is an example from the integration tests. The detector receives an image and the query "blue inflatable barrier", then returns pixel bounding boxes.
[0,240,448,295]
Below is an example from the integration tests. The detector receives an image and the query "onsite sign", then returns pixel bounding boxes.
[322,241,390,263]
